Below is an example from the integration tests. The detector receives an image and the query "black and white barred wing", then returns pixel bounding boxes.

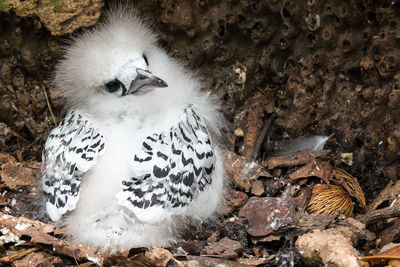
[117,107,216,222]
[42,111,105,221]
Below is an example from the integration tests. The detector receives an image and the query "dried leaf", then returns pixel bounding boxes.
[0,212,55,242]
[238,197,293,237]
[0,153,16,165]
[378,244,400,256]
[289,159,333,183]
[223,150,271,192]
[228,190,249,208]
[377,220,400,248]
[362,244,400,265]
[144,248,174,267]
[180,240,207,255]
[104,250,147,267]
[52,240,104,264]
[307,184,354,217]
[0,161,38,189]
[222,189,249,214]
[369,180,400,211]
[250,180,264,196]
[0,212,107,264]
[13,252,62,267]
[201,237,243,259]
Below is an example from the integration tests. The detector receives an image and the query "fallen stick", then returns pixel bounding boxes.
[0,247,39,263]
[264,149,331,169]
[357,204,400,226]
[251,114,276,160]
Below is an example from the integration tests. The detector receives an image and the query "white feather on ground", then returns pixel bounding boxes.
[269,135,331,157]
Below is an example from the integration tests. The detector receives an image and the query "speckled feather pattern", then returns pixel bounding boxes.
[42,111,105,221]
[117,106,216,221]
[43,105,217,222]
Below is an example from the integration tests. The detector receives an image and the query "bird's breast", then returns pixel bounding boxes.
[77,107,185,213]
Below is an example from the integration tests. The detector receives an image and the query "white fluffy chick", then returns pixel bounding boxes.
[40,8,225,249]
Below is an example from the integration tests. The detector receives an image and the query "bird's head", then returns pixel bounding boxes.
[54,7,193,116]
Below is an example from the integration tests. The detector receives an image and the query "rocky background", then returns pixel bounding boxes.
[1,0,400,266]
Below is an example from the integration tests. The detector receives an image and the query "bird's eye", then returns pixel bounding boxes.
[105,79,125,95]
[143,54,149,66]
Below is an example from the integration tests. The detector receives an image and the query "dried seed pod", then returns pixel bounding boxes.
[196,0,208,9]
[258,47,272,68]
[378,29,390,43]
[201,37,215,56]
[281,20,297,38]
[332,168,366,211]
[214,19,228,40]
[305,32,317,48]
[326,51,343,72]
[225,12,237,25]
[250,18,271,44]
[199,16,211,32]
[311,51,324,66]
[337,3,349,18]
[305,13,320,31]
[186,26,196,38]
[388,18,400,38]
[237,14,249,36]
[370,39,385,61]
[280,0,301,19]
[366,9,377,24]
[267,0,281,13]
[362,26,372,40]
[338,33,358,53]
[333,15,342,28]
[387,132,400,157]
[279,37,290,50]
[388,91,400,108]
[376,8,395,23]
[378,53,400,78]
[323,2,335,16]
[307,0,319,10]
[393,72,400,90]
[321,25,334,42]
[307,184,354,217]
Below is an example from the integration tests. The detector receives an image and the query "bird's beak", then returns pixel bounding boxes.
[125,68,168,95]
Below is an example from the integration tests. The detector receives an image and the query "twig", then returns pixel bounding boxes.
[42,86,57,126]
[264,149,331,169]
[357,205,400,226]
[251,113,276,160]
[9,130,28,143]
[26,136,41,149]
[73,256,79,266]
[0,247,39,262]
